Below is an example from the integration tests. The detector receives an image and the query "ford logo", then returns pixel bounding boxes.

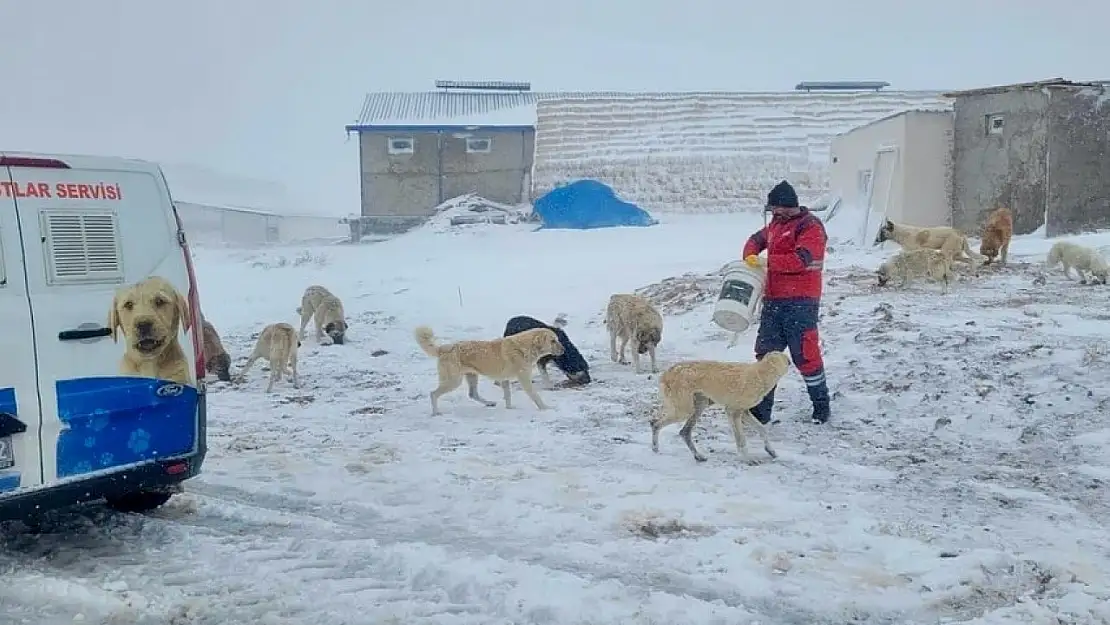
[155,383,185,398]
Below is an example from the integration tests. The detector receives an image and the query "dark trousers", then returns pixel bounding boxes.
[752,298,829,422]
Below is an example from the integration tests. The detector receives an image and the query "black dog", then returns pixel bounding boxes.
[503,315,591,386]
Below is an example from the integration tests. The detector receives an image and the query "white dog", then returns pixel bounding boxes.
[1046,241,1109,284]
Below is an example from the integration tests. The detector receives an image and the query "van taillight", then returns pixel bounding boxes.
[173,211,206,383]
[0,156,70,169]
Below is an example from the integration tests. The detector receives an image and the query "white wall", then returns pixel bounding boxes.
[827,111,955,238]
[278,215,346,243]
[829,114,908,221]
[901,111,955,228]
[175,202,345,247]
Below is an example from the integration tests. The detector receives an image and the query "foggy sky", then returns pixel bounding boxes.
[1,0,1105,215]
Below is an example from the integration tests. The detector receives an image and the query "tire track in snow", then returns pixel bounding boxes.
[186,480,914,625]
[1,485,768,625]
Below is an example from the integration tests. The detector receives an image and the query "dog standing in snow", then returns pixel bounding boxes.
[874,219,981,266]
[503,314,591,388]
[1046,240,1110,284]
[605,294,663,374]
[978,206,1014,265]
[414,325,564,415]
[297,285,348,345]
[876,248,956,294]
[237,322,301,393]
[650,351,790,464]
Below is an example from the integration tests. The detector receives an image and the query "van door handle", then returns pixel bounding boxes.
[59,327,112,341]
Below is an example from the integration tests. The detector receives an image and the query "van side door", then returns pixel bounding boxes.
[0,165,46,495]
[10,164,199,485]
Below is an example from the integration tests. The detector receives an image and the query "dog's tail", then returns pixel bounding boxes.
[652,373,676,430]
[414,325,445,358]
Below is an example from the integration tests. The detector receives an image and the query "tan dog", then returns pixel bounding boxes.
[297,285,348,345]
[1046,241,1110,284]
[109,276,193,385]
[876,248,956,294]
[605,294,663,373]
[651,351,791,464]
[414,326,564,415]
[874,219,981,265]
[201,319,232,382]
[979,207,1014,265]
[236,323,301,392]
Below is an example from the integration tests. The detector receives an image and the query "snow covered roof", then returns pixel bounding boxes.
[942,77,1102,98]
[159,162,297,214]
[348,91,539,130]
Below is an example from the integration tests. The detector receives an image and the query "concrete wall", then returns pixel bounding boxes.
[901,111,955,227]
[358,129,534,226]
[829,114,906,220]
[1045,87,1110,236]
[951,89,1049,236]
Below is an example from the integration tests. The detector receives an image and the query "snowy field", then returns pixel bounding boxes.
[2,213,1110,625]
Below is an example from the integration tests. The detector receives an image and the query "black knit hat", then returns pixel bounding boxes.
[766,180,799,209]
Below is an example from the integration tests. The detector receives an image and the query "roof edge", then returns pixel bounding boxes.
[345,124,535,133]
[833,107,954,139]
[942,78,1102,98]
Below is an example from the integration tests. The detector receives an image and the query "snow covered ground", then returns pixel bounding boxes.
[2,213,1109,625]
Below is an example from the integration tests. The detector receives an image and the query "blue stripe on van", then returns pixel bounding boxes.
[0,472,20,493]
[55,377,198,479]
[0,388,19,494]
[0,387,16,416]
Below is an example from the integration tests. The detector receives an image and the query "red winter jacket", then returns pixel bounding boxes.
[741,209,827,301]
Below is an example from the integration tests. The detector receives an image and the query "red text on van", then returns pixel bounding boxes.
[0,181,123,201]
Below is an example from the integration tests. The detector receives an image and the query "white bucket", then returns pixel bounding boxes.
[711,261,766,334]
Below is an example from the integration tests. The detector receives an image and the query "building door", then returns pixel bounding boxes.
[860,147,900,246]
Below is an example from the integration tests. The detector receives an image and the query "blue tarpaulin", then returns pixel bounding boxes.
[533,180,657,230]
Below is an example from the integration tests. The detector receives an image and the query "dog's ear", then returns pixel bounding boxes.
[175,288,192,333]
[108,292,122,342]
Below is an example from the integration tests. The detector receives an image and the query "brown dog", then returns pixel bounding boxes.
[109,276,193,385]
[979,207,1013,265]
[605,294,664,373]
[201,319,232,382]
[651,352,791,464]
[414,325,564,415]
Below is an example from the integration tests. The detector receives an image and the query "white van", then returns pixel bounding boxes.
[0,152,207,520]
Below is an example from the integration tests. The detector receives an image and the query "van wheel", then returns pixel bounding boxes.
[104,491,174,513]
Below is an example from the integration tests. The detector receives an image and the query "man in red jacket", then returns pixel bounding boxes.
[742,180,831,424]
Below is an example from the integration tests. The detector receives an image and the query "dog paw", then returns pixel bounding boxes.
[693,454,708,463]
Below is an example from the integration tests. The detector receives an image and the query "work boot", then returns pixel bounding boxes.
[803,369,831,424]
[811,400,831,424]
[750,387,777,425]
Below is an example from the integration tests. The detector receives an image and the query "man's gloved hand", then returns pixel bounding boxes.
[744,254,764,269]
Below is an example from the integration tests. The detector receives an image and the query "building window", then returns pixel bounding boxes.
[986,114,1005,135]
[465,138,492,154]
[387,137,414,155]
